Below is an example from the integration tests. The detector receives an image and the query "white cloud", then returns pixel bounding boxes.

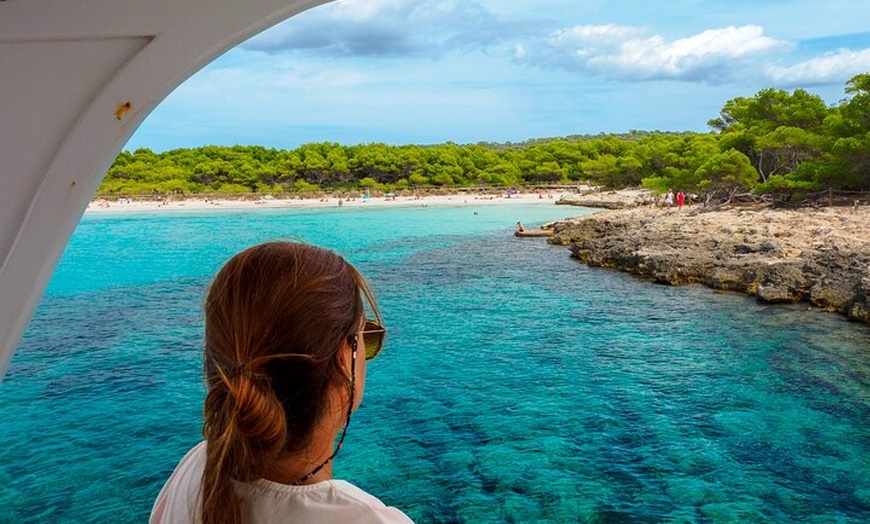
[549,24,644,45]
[513,42,526,60]
[666,26,783,60]
[245,0,504,57]
[329,0,407,21]
[767,48,870,86]
[543,24,790,83]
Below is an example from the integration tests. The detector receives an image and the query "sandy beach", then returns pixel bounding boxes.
[85,191,569,214]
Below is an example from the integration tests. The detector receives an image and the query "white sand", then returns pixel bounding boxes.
[85,191,569,214]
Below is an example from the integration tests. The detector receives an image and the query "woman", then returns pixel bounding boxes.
[150,242,412,524]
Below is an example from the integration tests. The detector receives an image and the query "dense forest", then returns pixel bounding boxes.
[99,74,870,200]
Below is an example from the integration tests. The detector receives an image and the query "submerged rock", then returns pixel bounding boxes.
[550,205,870,324]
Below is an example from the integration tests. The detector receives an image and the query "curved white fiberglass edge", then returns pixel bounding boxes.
[0,0,334,382]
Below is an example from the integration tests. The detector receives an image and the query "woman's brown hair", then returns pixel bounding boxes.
[199,241,380,524]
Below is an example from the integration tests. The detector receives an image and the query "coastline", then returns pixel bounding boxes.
[550,192,870,324]
[86,188,870,324]
[85,191,567,214]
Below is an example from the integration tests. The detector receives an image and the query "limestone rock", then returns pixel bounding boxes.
[548,205,870,324]
[556,189,654,210]
[848,274,870,322]
[756,284,794,303]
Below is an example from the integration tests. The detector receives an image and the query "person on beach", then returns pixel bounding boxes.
[665,190,674,207]
[516,221,525,233]
[150,242,412,524]
[676,190,686,210]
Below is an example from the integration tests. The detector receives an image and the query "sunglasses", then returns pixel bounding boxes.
[362,319,386,360]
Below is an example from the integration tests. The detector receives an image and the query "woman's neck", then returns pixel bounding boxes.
[263,405,345,485]
[264,454,335,485]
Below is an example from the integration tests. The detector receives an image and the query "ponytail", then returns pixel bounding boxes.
[201,369,287,524]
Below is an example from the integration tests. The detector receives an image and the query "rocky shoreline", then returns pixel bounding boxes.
[556,189,655,209]
[548,198,870,324]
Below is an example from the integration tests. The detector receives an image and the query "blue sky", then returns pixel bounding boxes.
[127,0,870,152]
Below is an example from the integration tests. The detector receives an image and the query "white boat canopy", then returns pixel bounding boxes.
[0,0,333,381]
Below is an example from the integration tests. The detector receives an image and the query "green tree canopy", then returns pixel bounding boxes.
[96,75,869,199]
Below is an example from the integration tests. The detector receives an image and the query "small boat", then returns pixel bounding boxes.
[514,229,553,238]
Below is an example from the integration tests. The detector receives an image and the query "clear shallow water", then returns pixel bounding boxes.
[0,203,868,523]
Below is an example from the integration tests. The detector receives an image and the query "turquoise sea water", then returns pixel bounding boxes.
[0,203,868,523]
